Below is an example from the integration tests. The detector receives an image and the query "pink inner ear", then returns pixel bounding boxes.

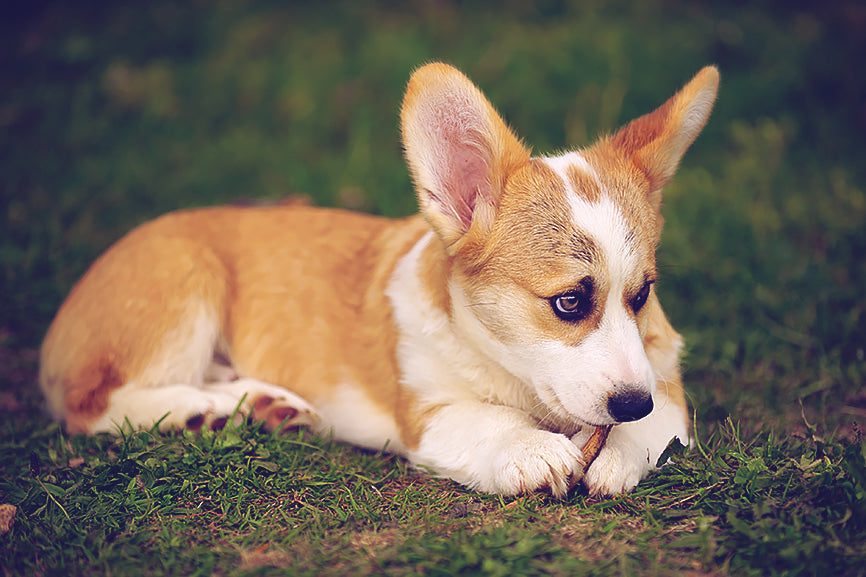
[435,131,492,231]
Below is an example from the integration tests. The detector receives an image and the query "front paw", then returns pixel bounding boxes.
[490,430,585,498]
[581,438,650,496]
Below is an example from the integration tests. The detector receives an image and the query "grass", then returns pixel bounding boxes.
[1,1,865,575]
[4,412,864,575]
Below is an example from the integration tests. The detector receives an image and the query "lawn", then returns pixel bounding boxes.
[1,1,865,575]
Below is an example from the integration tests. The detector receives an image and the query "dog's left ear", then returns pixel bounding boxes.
[401,63,531,252]
[611,66,719,211]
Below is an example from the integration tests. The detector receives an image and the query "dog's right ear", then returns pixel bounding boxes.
[401,63,530,252]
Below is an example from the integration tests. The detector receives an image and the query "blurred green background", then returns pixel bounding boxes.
[1,0,864,431]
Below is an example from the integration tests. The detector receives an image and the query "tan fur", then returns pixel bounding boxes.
[42,206,433,443]
[642,292,688,416]
[418,234,453,317]
[565,163,604,204]
[454,160,606,346]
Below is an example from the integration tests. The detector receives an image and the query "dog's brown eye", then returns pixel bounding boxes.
[631,280,654,313]
[556,294,581,312]
[550,279,593,322]
[552,293,590,321]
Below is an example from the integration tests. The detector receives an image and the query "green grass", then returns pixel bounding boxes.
[2,1,866,575]
[4,411,865,575]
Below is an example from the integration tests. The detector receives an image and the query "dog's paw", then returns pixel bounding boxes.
[184,408,243,432]
[488,430,585,498]
[581,436,650,496]
[249,394,320,432]
[181,391,246,432]
[183,380,321,433]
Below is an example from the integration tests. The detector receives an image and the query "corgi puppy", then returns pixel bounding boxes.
[40,63,718,497]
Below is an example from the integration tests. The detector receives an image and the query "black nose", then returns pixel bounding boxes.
[607,389,654,422]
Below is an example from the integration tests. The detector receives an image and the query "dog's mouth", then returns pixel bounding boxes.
[535,383,613,429]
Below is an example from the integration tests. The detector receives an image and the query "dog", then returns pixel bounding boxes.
[39,63,718,497]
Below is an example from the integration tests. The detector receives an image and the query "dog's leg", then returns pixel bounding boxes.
[580,394,689,496]
[409,402,585,498]
[88,378,320,434]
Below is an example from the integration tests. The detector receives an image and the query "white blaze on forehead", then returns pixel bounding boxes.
[540,152,641,281]
[542,150,594,180]
[568,195,641,283]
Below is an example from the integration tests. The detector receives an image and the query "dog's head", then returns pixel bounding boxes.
[401,63,718,427]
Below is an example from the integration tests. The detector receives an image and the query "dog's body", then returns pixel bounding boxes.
[40,63,718,496]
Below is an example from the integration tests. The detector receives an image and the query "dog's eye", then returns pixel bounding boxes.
[631,280,654,313]
[552,294,588,320]
[550,280,593,322]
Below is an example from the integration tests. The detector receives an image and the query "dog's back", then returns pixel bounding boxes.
[40,205,429,443]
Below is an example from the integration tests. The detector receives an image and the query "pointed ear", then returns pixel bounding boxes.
[611,66,719,210]
[401,63,531,250]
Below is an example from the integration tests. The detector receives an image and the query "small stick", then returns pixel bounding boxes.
[580,425,612,468]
